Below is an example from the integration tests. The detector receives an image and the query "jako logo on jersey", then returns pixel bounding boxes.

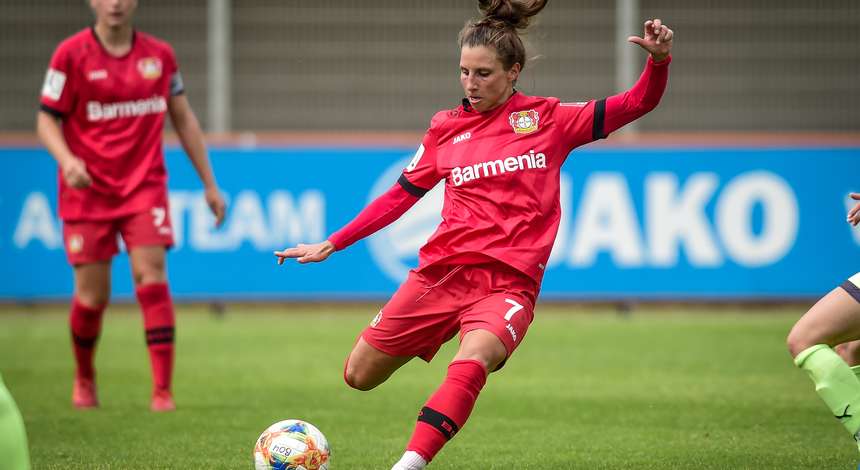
[137,57,162,79]
[453,132,471,144]
[450,149,547,187]
[86,96,167,122]
[370,311,383,327]
[509,110,539,134]
[87,69,108,81]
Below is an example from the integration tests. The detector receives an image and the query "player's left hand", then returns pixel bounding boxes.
[205,186,227,228]
[274,241,336,265]
[628,19,673,62]
[847,193,860,226]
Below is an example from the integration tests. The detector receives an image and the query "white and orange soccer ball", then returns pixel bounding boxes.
[254,419,331,470]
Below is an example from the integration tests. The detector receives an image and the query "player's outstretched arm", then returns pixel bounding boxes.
[168,94,227,228]
[847,193,860,226]
[275,241,336,265]
[274,181,422,266]
[600,19,674,136]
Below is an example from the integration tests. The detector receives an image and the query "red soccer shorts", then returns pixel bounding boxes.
[361,260,538,367]
[62,202,174,265]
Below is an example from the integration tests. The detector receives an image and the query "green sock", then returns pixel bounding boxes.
[795,344,860,437]
[0,374,31,470]
[852,365,860,380]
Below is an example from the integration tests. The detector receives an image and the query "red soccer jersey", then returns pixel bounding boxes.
[400,92,605,284]
[40,28,182,221]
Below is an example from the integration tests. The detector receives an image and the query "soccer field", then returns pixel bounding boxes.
[0,305,856,469]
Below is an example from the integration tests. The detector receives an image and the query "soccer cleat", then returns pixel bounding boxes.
[391,450,427,470]
[72,377,99,409]
[150,388,175,412]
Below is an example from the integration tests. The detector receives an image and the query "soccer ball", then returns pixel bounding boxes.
[254,419,331,470]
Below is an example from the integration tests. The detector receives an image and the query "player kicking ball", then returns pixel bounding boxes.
[277,0,673,468]
[37,0,226,411]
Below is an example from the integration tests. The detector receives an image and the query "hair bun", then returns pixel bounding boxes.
[478,0,547,29]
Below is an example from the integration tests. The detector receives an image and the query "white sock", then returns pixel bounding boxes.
[391,450,427,470]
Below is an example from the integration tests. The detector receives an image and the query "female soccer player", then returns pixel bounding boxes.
[787,192,860,451]
[276,1,673,467]
[37,0,226,412]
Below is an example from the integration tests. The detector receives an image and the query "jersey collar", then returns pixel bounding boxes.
[90,26,137,59]
[461,89,520,114]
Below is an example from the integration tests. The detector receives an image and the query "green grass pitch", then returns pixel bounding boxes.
[0,304,857,469]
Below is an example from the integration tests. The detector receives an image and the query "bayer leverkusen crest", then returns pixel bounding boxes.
[509,110,539,134]
[137,57,162,80]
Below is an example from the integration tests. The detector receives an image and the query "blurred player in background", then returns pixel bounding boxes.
[0,373,30,469]
[36,0,226,412]
[276,0,672,468]
[788,192,860,451]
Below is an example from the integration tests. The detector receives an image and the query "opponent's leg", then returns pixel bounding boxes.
[70,262,111,408]
[787,279,860,446]
[130,245,175,412]
[0,374,31,470]
[343,337,413,391]
[392,330,505,470]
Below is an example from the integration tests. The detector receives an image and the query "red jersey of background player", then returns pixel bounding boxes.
[401,92,604,284]
[40,28,182,221]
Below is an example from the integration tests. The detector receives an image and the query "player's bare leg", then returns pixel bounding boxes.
[393,330,506,470]
[70,261,111,409]
[129,245,176,411]
[343,337,413,391]
[788,287,860,356]
[788,285,860,449]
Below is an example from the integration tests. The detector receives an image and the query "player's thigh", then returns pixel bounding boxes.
[344,337,413,391]
[121,204,174,285]
[788,285,860,356]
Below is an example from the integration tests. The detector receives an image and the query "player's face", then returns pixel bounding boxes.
[460,45,520,113]
[90,0,137,29]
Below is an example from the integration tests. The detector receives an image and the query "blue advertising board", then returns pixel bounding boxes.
[2,145,858,301]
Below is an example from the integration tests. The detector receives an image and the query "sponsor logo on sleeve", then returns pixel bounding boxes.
[41,68,67,101]
[509,109,539,134]
[137,57,163,79]
[406,144,425,172]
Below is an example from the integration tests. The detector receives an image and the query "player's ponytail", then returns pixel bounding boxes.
[459,0,548,71]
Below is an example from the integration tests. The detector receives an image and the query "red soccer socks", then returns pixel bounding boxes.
[70,298,104,408]
[136,282,175,407]
[406,359,488,462]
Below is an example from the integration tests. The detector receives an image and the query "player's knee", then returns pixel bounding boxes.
[343,361,379,391]
[132,262,166,286]
[786,325,816,358]
[76,291,110,309]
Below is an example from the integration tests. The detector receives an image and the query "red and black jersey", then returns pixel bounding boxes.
[40,28,184,221]
[399,92,602,283]
[330,56,670,285]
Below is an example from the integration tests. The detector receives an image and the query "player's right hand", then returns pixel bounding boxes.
[61,156,92,188]
[847,193,860,227]
[274,240,336,265]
